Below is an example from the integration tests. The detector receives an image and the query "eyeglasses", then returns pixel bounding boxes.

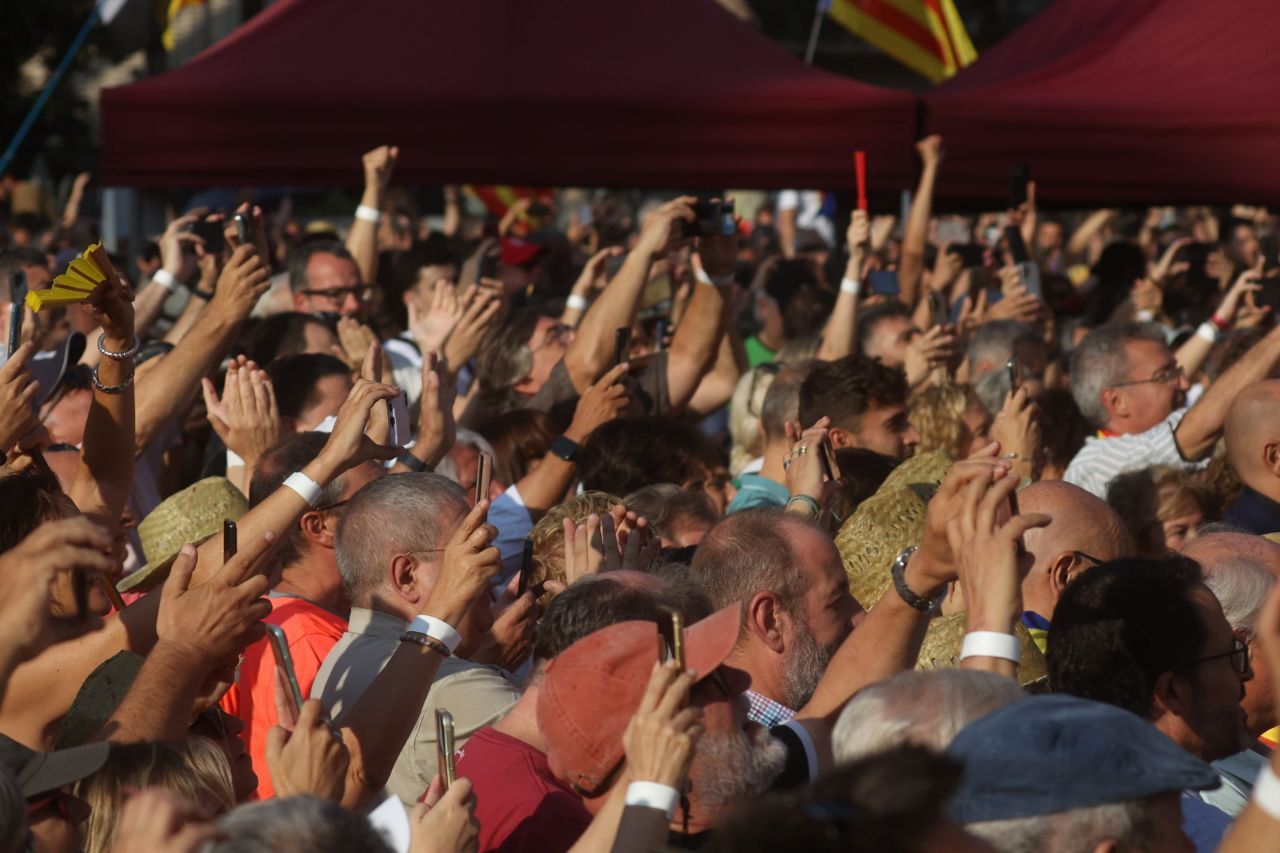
[313,498,349,514]
[1196,637,1250,676]
[299,284,374,303]
[1111,364,1183,389]
[196,706,230,739]
[746,363,782,417]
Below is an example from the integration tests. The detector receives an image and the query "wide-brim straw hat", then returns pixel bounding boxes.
[835,449,1047,686]
[119,477,247,593]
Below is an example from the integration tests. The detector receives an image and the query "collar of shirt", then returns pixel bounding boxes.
[1229,486,1280,535]
[745,689,796,729]
[347,606,410,640]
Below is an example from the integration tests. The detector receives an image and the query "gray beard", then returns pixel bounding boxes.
[688,725,788,810]
[779,622,841,711]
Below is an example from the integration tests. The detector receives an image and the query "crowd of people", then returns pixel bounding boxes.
[4,134,1280,852]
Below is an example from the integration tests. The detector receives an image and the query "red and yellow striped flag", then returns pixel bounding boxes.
[463,186,549,219]
[828,0,977,83]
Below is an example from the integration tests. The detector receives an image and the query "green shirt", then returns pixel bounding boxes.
[744,335,778,368]
[726,473,790,514]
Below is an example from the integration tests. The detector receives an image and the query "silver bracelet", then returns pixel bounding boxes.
[786,494,822,518]
[91,365,135,394]
[97,333,139,361]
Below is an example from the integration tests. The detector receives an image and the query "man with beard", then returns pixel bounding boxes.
[1065,322,1280,498]
[1048,555,1255,850]
[538,604,789,848]
[689,509,861,727]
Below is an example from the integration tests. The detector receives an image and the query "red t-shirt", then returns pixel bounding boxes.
[454,726,592,852]
[221,596,346,799]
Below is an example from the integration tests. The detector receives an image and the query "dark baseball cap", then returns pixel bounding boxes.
[29,331,87,408]
[946,694,1219,824]
[0,733,108,798]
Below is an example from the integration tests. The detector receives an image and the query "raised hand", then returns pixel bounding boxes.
[442,286,502,368]
[84,262,135,342]
[1217,263,1266,326]
[564,362,629,444]
[415,351,456,469]
[422,501,502,628]
[479,575,538,672]
[337,317,381,376]
[265,698,350,801]
[411,776,480,853]
[783,418,842,518]
[0,341,42,453]
[363,145,399,196]
[915,443,1014,590]
[903,325,956,387]
[1129,276,1163,316]
[636,197,697,259]
[696,198,740,277]
[409,279,463,354]
[315,378,401,476]
[109,788,218,853]
[575,246,624,295]
[621,661,703,790]
[201,361,280,470]
[157,209,209,282]
[989,385,1040,482]
[986,285,1040,325]
[211,244,270,319]
[563,514,609,582]
[916,134,945,169]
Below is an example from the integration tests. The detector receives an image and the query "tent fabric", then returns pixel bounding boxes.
[924,0,1280,205]
[99,0,918,191]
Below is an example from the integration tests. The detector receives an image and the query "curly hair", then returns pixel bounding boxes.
[528,491,624,587]
[798,355,908,433]
[908,383,984,461]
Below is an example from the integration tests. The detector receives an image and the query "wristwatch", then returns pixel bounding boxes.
[891,546,945,613]
[395,451,429,472]
[549,435,579,462]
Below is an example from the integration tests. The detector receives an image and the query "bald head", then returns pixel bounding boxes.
[1020,480,1133,566]
[1225,380,1280,493]
[1183,531,1280,581]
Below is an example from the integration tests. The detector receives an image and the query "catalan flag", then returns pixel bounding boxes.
[827,0,978,83]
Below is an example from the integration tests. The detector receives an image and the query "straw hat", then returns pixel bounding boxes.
[119,477,247,593]
[835,449,1047,687]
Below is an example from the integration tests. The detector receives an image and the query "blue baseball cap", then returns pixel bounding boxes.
[946,694,1219,823]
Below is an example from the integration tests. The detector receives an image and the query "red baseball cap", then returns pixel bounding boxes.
[500,236,546,267]
[536,603,741,797]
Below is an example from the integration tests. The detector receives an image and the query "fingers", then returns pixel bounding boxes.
[639,660,682,714]
[265,724,289,767]
[216,530,277,587]
[164,544,199,597]
[1003,512,1052,541]
[654,668,697,720]
[450,500,493,546]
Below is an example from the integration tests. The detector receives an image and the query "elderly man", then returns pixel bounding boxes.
[1016,481,1133,652]
[1224,380,1280,534]
[312,473,520,805]
[1048,555,1254,849]
[1185,531,1280,815]
[1065,322,1280,498]
[950,695,1219,853]
[689,509,861,727]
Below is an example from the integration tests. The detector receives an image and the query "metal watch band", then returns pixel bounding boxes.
[891,546,941,613]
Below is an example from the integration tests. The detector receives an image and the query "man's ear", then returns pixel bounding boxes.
[1049,551,1078,594]
[1152,670,1194,720]
[389,554,420,603]
[1264,440,1280,477]
[746,592,786,654]
[1101,387,1125,422]
[299,510,337,550]
[828,426,855,450]
[291,290,308,312]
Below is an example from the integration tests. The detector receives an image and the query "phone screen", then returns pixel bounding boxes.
[657,607,685,672]
[223,519,237,562]
[517,537,535,597]
[7,271,26,359]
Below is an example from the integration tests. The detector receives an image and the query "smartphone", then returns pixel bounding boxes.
[1009,164,1030,209]
[223,519,237,562]
[936,219,972,245]
[266,624,304,724]
[478,251,499,281]
[817,436,838,483]
[388,391,410,447]
[232,212,251,246]
[654,319,670,352]
[7,270,26,359]
[1006,357,1021,394]
[516,537,535,597]
[657,606,685,672]
[190,219,226,255]
[1003,225,1042,298]
[947,243,985,268]
[613,327,631,366]
[868,270,900,295]
[474,452,491,505]
[928,291,950,327]
[680,199,735,238]
[436,709,456,791]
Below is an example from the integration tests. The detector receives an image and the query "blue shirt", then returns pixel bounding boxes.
[726,473,790,514]
[1224,486,1280,537]
[1181,791,1231,853]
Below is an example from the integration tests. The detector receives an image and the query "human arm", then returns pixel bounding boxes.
[391,352,456,474]
[687,324,747,417]
[561,247,622,327]
[666,214,738,412]
[1176,323,1280,460]
[134,211,206,336]
[201,361,280,496]
[60,172,91,231]
[161,255,217,345]
[441,185,462,238]
[346,145,398,286]
[988,386,1040,483]
[1065,209,1115,261]
[897,136,944,309]
[816,209,869,361]
[1175,266,1263,379]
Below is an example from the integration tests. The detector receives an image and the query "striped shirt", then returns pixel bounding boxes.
[1064,408,1209,499]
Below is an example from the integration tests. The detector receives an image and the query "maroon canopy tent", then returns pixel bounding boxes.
[99,0,917,191]
[924,0,1280,205]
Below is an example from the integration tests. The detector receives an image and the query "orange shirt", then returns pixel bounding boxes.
[221,596,346,799]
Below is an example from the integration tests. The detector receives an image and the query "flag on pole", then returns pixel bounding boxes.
[827,0,977,83]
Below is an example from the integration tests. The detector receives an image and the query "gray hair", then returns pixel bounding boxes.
[973,367,1011,419]
[760,366,807,441]
[1069,322,1166,427]
[833,669,1027,764]
[1201,555,1274,631]
[207,795,393,853]
[967,320,1039,375]
[335,473,468,606]
[966,797,1159,853]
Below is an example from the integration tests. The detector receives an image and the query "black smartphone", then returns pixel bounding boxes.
[478,251,499,281]
[817,436,839,483]
[657,606,685,672]
[613,327,631,366]
[1006,357,1021,394]
[223,519,237,562]
[1009,164,1030,209]
[191,219,226,255]
[947,243,985,268]
[436,709,456,791]
[475,452,491,505]
[516,537,535,597]
[928,290,950,327]
[680,199,735,239]
[7,270,26,359]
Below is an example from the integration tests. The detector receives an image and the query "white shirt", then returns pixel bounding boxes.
[776,190,835,248]
[1063,408,1210,499]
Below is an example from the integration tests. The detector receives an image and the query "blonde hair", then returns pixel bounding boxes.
[74,738,236,853]
[909,383,984,461]
[728,367,776,476]
[529,491,623,587]
[1107,466,1211,556]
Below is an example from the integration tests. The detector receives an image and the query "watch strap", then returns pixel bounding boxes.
[891,546,942,613]
[549,435,579,462]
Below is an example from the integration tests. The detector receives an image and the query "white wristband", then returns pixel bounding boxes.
[355,204,382,223]
[565,293,589,311]
[1135,309,1156,323]
[959,631,1022,664]
[625,781,680,819]
[840,276,861,296]
[693,267,734,288]
[151,268,178,292]
[1195,322,1219,344]
[1254,764,1280,820]
[283,472,323,507]
[407,615,462,656]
